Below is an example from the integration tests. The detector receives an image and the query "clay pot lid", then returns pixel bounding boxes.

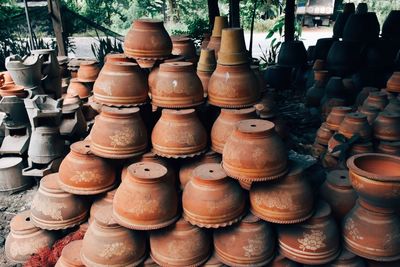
[60,240,84,266]
[310,200,331,220]
[347,153,400,182]
[95,206,119,227]
[10,210,38,233]
[0,157,22,170]
[236,119,275,135]
[160,61,193,72]
[192,163,227,182]
[128,162,168,181]
[326,170,351,188]
[101,106,140,116]
[242,212,261,223]
[70,140,92,155]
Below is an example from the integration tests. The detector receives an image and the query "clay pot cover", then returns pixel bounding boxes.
[315,122,334,146]
[373,111,400,141]
[77,61,100,82]
[338,112,372,141]
[66,78,92,99]
[55,240,84,267]
[325,106,352,131]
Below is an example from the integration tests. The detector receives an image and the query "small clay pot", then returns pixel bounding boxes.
[104,53,135,63]
[373,111,400,141]
[201,33,211,49]
[358,106,380,124]
[267,254,301,267]
[376,141,400,156]
[387,72,400,93]
[217,28,249,65]
[0,84,26,98]
[197,48,216,72]
[66,78,92,99]
[338,112,372,141]
[326,106,352,131]
[328,248,366,267]
[207,16,228,59]
[171,36,197,62]
[77,61,100,82]
[89,189,116,224]
[315,123,334,146]
[55,240,84,267]
[312,141,327,158]
[362,91,389,111]
[0,157,31,192]
[349,142,374,156]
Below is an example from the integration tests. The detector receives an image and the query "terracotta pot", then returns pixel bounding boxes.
[89,189,116,224]
[93,61,148,106]
[355,87,378,107]
[387,72,400,93]
[113,162,179,230]
[66,78,92,99]
[0,84,27,98]
[5,210,57,264]
[250,160,313,224]
[313,59,326,70]
[31,173,89,230]
[183,163,245,228]
[327,41,362,77]
[77,61,100,82]
[150,218,212,266]
[254,93,277,119]
[211,107,256,154]
[207,16,228,59]
[338,112,372,141]
[90,107,147,159]
[0,71,14,85]
[314,70,329,83]
[321,98,347,120]
[197,70,212,98]
[349,142,374,156]
[264,65,292,90]
[217,28,248,65]
[105,53,135,63]
[362,91,388,111]
[171,36,197,62]
[373,111,400,141]
[223,119,287,181]
[313,38,336,61]
[81,206,147,266]
[376,141,400,156]
[28,126,65,164]
[343,13,380,43]
[0,157,31,192]
[328,248,366,267]
[324,76,347,100]
[208,64,260,108]
[197,48,216,72]
[203,252,227,267]
[151,109,207,158]
[384,97,400,114]
[277,41,307,67]
[326,106,352,131]
[147,55,186,92]
[214,212,275,266]
[277,201,340,265]
[382,10,400,40]
[315,123,334,146]
[55,240,84,267]
[306,83,325,107]
[201,33,211,49]
[358,106,380,124]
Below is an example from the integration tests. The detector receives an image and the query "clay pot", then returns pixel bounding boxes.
[338,112,372,141]
[90,107,147,159]
[358,106,380,124]
[306,83,325,107]
[222,119,287,181]
[333,12,352,38]
[355,87,379,107]
[376,141,400,156]
[151,109,207,158]
[207,16,228,59]
[349,142,374,156]
[373,111,400,141]
[328,248,366,267]
[93,61,148,106]
[150,218,212,266]
[315,123,334,146]
[326,106,352,131]
[55,240,84,267]
[327,41,362,77]
[385,97,400,114]
[321,98,346,120]
[314,70,329,83]
[0,84,26,98]
[324,76,347,100]
[277,201,340,265]
[147,55,185,92]
[313,59,325,70]
[31,173,89,230]
[197,48,216,72]
[77,61,100,82]
[81,206,147,266]
[152,62,204,108]
[211,107,256,154]
[387,72,400,93]
[217,28,249,65]
[113,162,179,230]
[66,78,91,99]
[204,252,227,267]
[5,54,42,88]
[105,53,135,63]
[0,157,31,192]
[5,210,57,264]
[382,11,400,40]
[343,13,380,43]
[362,91,388,111]
[264,65,291,90]
[89,189,116,223]
[254,93,277,119]
[171,36,197,62]
[197,70,212,97]
[277,41,307,67]
[208,64,260,108]
[183,163,245,228]
[28,126,65,164]
[214,212,275,266]
[319,170,357,221]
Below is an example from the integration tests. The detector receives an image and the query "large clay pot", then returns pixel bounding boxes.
[382,10,400,40]
[90,107,147,159]
[0,157,31,192]
[113,162,179,230]
[183,163,245,228]
[214,212,275,266]
[0,84,27,98]
[362,91,388,111]
[147,55,185,92]
[171,36,197,62]
[387,72,400,93]
[150,218,212,266]
[343,13,380,43]
[5,54,42,88]
[373,111,400,141]
[338,113,372,141]
[326,106,352,131]
[28,126,65,164]
[277,41,307,67]
[376,141,400,156]
[105,53,135,63]
[327,41,362,77]
[207,16,228,59]
[151,109,207,158]
[77,61,100,82]
[89,189,116,223]
[222,119,287,181]
[315,123,334,146]
[93,61,148,106]
[328,248,366,267]
[55,240,84,267]
[217,28,249,65]
[67,78,92,99]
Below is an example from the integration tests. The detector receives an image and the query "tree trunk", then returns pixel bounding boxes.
[285,0,295,42]
[207,0,220,29]
[229,0,240,27]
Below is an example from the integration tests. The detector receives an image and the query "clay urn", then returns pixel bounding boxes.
[183,163,245,228]
[222,119,287,181]
[207,16,228,59]
[217,28,249,65]
[277,41,307,67]
[277,201,340,265]
[66,78,92,99]
[113,162,179,230]
[373,111,400,141]
[147,55,185,92]
[151,109,207,158]
[362,91,388,111]
[197,48,216,97]
[387,72,400,93]
[93,61,148,106]
[0,84,26,98]
[77,61,100,82]
[81,206,147,266]
[250,160,314,224]
[377,141,400,156]
[5,210,58,264]
[319,170,357,221]
[55,240,84,267]
[349,142,374,156]
[338,112,372,141]
[31,173,89,230]
[315,123,334,146]
[358,106,380,124]
[149,217,212,266]
[89,189,116,224]
[0,157,31,192]
[90,107,147,159]
[327,248,366,267]
[326,106,352,131]
[211,107,256,154]
[204,252,227,267]
[171,36,197,62]
[213,212,276,266]
[105,53,135,63]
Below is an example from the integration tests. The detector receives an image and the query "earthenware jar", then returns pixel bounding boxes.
[90,107,147,159]
[152,62,204,108]
[218,28,249,65]
[338,113,372,141]
[55,240,84,267]
[66,78,91,99]
[77,61,100,82]
[373,111,400,141]
[387,72,400,93]
[211,107,256,154]
[349,142,374,156]
[223,119,287,181]
[93,61,148,106]
[151,109,207,158]
[0,84,26,98]
[0,157,31,192]
[343,13,380,43]
[81,206,147,266]
[31,173,89,230]
[377,141,400,156]
[5,54,42,88]
[89,189,116,223]
[105,53,135,63]
[214,212,275,266]
[358,106,380,124]
[171,36,197,62]
[277,201,340,265]
[362,91,388,111]
[150,218,212,266]
[315,123,334,146]
[28,126,65,164]
[278,41,307,67]
[197,48,216,96]
[207,16,228,59]
[326,106,352,131]
[113,162,179,230]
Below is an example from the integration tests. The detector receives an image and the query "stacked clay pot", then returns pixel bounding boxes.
[197,48,216,97]
[55,240,84,267]
[207,16,228,59]
[171,35,197,63]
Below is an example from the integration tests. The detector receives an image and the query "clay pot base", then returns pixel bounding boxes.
[58,179,116,196]
[249,208,313,224]
[183,211,245,229]
[151,100,204,109]
[112,209,180,230]
[91,143,147,159]
[278,244,340,265]
[81,249,147,267]
[221,162,288,182]
[207,100,258,109]
[150,252,210,267]
[31,210,88,230]
[215,246,274,267]
[93,95,148,107]
[152,148,207,159]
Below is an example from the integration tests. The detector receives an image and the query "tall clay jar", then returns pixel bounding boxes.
[207,16,228,59]
[197,48,217,97]
[90,107,148,159]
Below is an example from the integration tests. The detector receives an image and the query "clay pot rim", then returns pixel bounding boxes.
[10,210,38,233]
[70,140,93,155]
[236,119,275,135]
[0,157,22,169]
[330,106,353,113]
[159,61,193,72]
[220,107,256,115]
[215,63,251,72]
[134,18,164,26]
[101,106,140,116]
[107,61,138,67]
[162,108,195,116]
[242,212,261,223]
[171,36,192,43]
[60,240,83,266]
[127,161,168,181]
[40,173,66,193]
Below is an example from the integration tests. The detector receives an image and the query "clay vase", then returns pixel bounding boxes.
[0,84,27,98]
[207,16,228,59]
[373,111,400,141]
[58,141,116,195]
[105,53,135,63]
[358,106,380,124]
[77,61,100,82]
[277,201,340,265]
[89,189,116,224]
[171,36,197,62]
[152,62,204,108]
[211,107,256,154]
[343,200,400,261]
[377,141,400,156]
[93,61,148,106]
[213,212,276,266]
[151,109,207,158]
[319,170,358,221]
[28,126,65,164]
[222,119,288,181]
[113,162,179,230]
[5,210,57,264]
[315,123,334,146]
[197,48,216,97]
[338,113,372,141]
[328,248,366,267]
[362,91,388,111]
[150,217,212,266]
[81,206,147,266]
[250,160,314,224]
[326,106,352,131]
[55,240,84,267]
[278,41,307,67]
[90,107,147,159]
[343,13,380,43]
[387,72,400,93]
[218,28,249,65]
[31,173,89,230]
[208,64,260,108]
[183,163,245,228]
[67,78,92,99]
[0,157,31,192]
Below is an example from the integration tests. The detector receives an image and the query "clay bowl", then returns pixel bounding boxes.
[327,248,366,267]
[362,91,389,111]
[373,111,400,141]
[376,141,400,156]
[387,72,400,93]
[326,106,352,131]
[77,61,100,82]
[315,122,334,146]
[89,189,116,224]
[338,112,372,141]
[66,78,91,99]
[171,36,197,62]
[217,28,249,65]
[55,240,84,267]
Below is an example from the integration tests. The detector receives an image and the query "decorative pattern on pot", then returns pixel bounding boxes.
[0,157,31,192]
[28,126,65,164]
[338,112,372,141]
[67,78,92,99]
[207,16,228,59]
[372,111,400,141]
[326,106,352,131]
[77,61,100,83]
[55,240,84,267]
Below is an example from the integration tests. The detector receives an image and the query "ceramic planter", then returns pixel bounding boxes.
[387,72,400,93]
[338,113,372,141]
[89,189,116,224]
[28,126,65,164]
[207,16,228,59]
[171,36,197,62]
[217,28,248,65]
[77,61,100,82]
[67,78,92,99]
[376,141,400,156]
[0,157,31,192]
[55,240,84,267]
[373,111,400,141]
[362,91,388,111]
[326,106,352,131]
[315,123,334,146]
[5,54,42,88]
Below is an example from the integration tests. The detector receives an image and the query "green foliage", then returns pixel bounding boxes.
[171,17,209,47]
[90,37,123,66]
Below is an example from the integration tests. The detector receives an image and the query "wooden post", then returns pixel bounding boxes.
[48,0,67,56]
[207,0,220,29]
[285,0,295,42]
[249,0,258,58]
[23,0,35,50]
[229,0,241,27]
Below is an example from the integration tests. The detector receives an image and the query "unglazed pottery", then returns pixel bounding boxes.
[313,59,326,70]
[171,36,197,62]
[67,78,92,99]
[105,53,135,63]
[321,98,346,120]
[326,106,352,131]
[0,84,26,98]
[328,248,366,267]
[315,123,334,146]
[89,189,116,224]
[147,55,185,92]
[355,87,379,107]
[373,111,400,141]
[358,106,380,124]
[385,97,400,114]
[77,61,100,82]
[28,126,65,164]
[55,240,84,267]
[277,41,307,67]
[0,157,31,192]
[387,72,400,93]
[376,141,400,156]
[362,91,388,111]
[338,113,372,141]
[197,48,216,72]
[343,13,380,43]
[207,16,228,59]
[326,41,362,76]
[217,28,248,65]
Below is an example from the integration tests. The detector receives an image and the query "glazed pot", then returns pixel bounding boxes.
[327,41,362,77]
[183,163,245,228]
[211,107,256,154]
[326,106,352,131]
[147,55,186,92]
[373,111,400,141]
[81,206,147,266]
[358,106,380,124]
[222,119,287,181]
[201,33,211,49]
[382,11,400,40]
[217,28,249,65]
[214,212,275,267]
[171,36,197,62]
[89,189,116,224]
[0,84,27,98]
[77,61,100,82]
[362,91,388,111]
[31,173,89,230]
[338,113,372,141]
[277,41,307,67]
[151,109,207,158]
[343,13,380,43]
[150,218,212,266]
[5,210,58,264]
[113,162,179,230]
[328,248,366,267]
[0,157,31,192]
[207,16,228,59]
[152,62,204,108]
[55,240,84,267]
[28,126,65,164]
[90,107,148,159]
[377,141,400,156]
[67,78,92,99]
[387,72,400,93]
[93,61,148,106]
[5,54,42,88]
[105,53,135,63]
[315,123,334,146]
